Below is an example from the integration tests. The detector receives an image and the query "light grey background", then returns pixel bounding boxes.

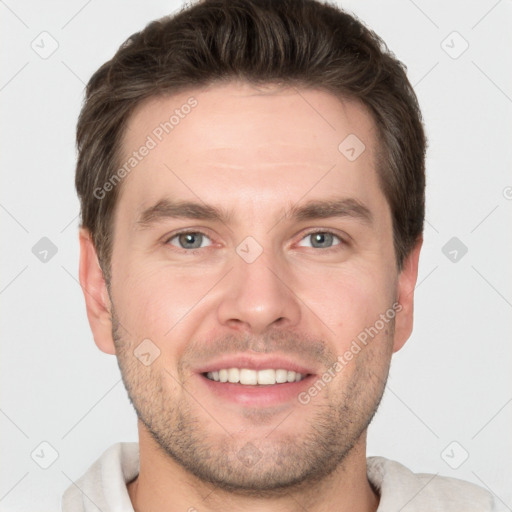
[1,0,511,510]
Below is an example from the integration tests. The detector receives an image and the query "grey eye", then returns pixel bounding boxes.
[169,232,211,249]
[298,232,341,249]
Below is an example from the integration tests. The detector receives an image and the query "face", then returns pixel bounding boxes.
[81,82,420,493]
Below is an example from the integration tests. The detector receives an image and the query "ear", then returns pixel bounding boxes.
[78,228,116,355]
[393,237,423,353]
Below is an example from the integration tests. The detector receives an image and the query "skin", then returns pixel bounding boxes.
[79,82,421,512]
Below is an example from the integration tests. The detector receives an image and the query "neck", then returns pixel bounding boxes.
[128,423,379,512]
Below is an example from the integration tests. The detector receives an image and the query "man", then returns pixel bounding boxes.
[63,0,498,510]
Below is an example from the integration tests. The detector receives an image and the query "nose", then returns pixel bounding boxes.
[216,247,301,335]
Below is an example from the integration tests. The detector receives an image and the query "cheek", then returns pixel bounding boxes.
[297,265,395,347]
[112,261,219,341]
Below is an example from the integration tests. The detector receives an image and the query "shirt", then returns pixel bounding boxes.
[61,442,499,511]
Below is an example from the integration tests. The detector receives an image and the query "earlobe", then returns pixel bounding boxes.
[393,237,422,353]
[78,228,116,355]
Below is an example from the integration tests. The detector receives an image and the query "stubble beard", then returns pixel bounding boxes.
[111,307,392,497]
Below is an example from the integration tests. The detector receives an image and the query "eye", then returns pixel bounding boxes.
[297,231,342,249]
[167,231,212,250]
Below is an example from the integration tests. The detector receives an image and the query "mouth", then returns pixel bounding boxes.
[193,355,317,407]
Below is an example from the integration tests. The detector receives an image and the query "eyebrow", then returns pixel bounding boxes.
[136,197,373,228]
[288,198,372,224]
[136,200,234,227]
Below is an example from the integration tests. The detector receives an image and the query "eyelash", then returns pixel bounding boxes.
[297,229,346,250]
[163,228,348,253]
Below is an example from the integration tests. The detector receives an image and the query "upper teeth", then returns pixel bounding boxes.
[206,368,306,385]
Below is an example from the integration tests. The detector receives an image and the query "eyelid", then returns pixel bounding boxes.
[162,227,349,250]
[295,228,349,246]
[163,228,214,246]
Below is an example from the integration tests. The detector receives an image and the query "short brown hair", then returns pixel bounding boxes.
[75,0,426,282]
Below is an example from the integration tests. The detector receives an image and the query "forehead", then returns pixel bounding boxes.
[116,82,384,222]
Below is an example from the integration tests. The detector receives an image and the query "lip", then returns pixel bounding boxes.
[197,372,316,407]
[193,353,318,375]
[192,353,318,408]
